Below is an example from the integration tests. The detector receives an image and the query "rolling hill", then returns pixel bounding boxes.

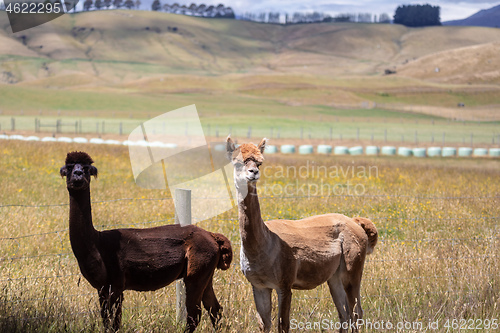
[444,4,500,28]
[2,10,500,84]
[397,42,500,84]
[1,10,500,119]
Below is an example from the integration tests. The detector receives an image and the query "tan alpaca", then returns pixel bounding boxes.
[226,136,377,333]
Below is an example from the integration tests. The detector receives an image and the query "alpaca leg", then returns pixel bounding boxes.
[99,289,112,332]
[252,286,272,333]
[277,288,292,333]
[99,288,123,332]
[111,292,124,332]
[327,275,350,333]
[342,253,365,333]
[202,277,222,329]
[184,280,204,333]
[343,281,363,333]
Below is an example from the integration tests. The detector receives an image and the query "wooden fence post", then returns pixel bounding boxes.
[175,188,191,324]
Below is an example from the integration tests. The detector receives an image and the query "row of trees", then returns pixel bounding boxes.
[326,13,392,23]
[0,1,439,27]
[151,2,234,18]
[240,5,440,27]
[82,0,140,10]
[80,0,235,18]
[240,12,392,24]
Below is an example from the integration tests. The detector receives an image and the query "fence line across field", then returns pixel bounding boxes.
[2,115,500,146]
[1,215,498,244]
[1,193,498,210]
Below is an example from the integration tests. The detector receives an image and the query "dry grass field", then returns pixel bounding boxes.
[0,140,499,332]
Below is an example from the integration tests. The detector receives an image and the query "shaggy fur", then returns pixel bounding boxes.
[353,217,378,254]
[227,137,378,333]
[65,151,95,166]
[235,143,265,163]
[61,151,232,332]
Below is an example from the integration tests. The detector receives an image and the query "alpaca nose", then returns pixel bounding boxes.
[248,168,259,176]
[73,169,84,176]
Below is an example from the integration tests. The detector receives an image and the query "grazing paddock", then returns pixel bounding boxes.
[0,140,499,332]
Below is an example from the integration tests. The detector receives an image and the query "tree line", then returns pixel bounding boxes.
[0,2,440,27]
[393,4,441,27]
[241,12,392,24]
[82,0,139,10]
[151,2,234,18]
[242,5,441,27]
[79,0,234,18]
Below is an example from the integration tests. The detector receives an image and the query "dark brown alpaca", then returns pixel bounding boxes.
[60,151,232,332]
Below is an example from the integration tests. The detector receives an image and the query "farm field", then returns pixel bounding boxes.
[0,140,499,332]
[0,84,499,146]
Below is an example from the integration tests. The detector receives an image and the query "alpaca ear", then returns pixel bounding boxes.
[257,138,268,154]
[90,166,98,178]
[226,135,236,161]
[60,166,67,178]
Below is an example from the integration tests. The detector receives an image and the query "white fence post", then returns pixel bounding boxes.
[175,188,191,324]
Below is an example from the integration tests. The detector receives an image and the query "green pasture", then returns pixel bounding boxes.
[1,114,499,147]
[0,84,499,145]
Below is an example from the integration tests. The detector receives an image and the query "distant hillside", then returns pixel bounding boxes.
[444,4,500,28]
[1,10,500,87]
[397,42,500,84]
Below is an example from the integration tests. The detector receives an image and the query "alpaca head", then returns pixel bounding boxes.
[60,151,98,191]
[226,136,266,187]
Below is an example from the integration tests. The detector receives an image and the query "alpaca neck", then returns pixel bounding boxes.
[68,188,99,260]
[237,182,271,253]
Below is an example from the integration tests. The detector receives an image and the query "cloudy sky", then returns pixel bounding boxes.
[145,0,500,21]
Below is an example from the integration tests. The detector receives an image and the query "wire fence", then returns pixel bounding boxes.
[1,194,499,328]
[1,115,500,146]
